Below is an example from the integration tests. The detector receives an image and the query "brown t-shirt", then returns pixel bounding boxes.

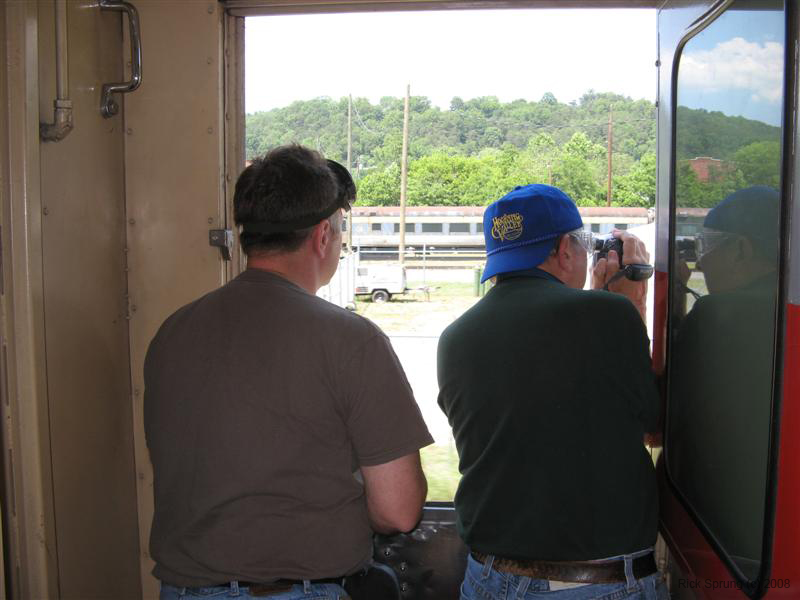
[144,269,433,586]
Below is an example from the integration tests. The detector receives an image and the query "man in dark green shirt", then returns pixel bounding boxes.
[437,184,666,599]
[668,187,780,579]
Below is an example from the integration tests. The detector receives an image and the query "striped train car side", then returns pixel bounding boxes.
[348,205,654,249]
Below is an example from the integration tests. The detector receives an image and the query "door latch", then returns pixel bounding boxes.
[209,229,233,261]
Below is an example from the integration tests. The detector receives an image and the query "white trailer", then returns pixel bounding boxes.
[354,263,408,302]
[317,251,357,310]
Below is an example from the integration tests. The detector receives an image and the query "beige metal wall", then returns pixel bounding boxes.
[123,2,230,596]
[36,0,142,597]
[3,1,235,596]
[1,2,60,598]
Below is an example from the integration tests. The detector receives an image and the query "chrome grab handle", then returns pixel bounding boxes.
[100,0,142,118]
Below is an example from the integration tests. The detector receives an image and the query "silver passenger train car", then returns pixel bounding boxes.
[348,205,653,250]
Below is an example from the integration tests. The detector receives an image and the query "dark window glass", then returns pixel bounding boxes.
[371,223,382,232]
[393,223,416,233]
[449,223,471,233]
[421,223,443,233]
[666,0,783,584]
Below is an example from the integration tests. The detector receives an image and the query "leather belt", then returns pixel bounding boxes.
[471,551,658,584]
[211,577,345,597]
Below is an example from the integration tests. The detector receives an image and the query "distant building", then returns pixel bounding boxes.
[687,156,729,182]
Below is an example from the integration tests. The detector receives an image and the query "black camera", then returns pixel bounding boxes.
[675,237,697,262]
[594,237,625,263]
[592,236,654,284]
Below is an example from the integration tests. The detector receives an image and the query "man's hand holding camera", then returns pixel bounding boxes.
[592,229,650,323]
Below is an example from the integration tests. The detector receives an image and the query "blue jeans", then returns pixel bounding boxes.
[460,552,669,600]
[160,581,350,600]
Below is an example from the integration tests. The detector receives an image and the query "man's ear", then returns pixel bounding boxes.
[555,234,573,269]
[310,220,331,259]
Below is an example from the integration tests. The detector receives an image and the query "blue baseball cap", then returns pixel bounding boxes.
[704,186,779,240]
[482,184,583,283]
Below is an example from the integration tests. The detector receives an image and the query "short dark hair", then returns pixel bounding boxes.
[328,159,357,206]
[234,144,339,255]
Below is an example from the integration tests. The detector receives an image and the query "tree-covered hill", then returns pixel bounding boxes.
[245,91,780,207]
[675,106,780,161]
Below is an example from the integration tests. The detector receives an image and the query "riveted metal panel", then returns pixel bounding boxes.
[0,2,58,598]
[36,0,143,597]
[224,13,247,277]
[122,2,227,596]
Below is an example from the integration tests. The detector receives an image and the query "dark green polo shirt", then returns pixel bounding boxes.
[437,272,659,560]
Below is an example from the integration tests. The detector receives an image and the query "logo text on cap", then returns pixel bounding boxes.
[491,213,524,242]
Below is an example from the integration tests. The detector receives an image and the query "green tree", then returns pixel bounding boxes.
[540,92,558,105]
[563,131,605,161]
[550,132,604,204]
[356,164,401,206]
[614,152,656,207]
[675,162,746,208]
[407,153,476,205]
[244,93,780,207]
[732,141,781,188]
[552,154,602,205]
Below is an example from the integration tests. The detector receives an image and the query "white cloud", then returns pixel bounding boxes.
[680,37,783,103]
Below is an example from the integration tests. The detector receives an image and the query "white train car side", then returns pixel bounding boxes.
[348,205,652,249]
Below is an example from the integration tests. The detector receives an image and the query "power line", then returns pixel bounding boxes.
[352,101,378,134]
[526,116,656,134]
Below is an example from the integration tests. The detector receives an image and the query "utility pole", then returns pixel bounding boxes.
[347,94,352,171]
[347,94,353,251]
[606,104,613,207]
[399,84,410,265]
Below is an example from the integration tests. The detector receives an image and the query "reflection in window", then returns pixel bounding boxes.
[666,0,783,583]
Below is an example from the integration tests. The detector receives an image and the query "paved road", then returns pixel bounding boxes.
[388,334,453,445]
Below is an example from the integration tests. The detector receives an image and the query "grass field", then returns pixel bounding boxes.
[420,442,461,501]
[355,279,477,501]
[355,281,481,336]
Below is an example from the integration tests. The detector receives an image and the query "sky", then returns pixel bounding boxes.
[245,7,786,127]
[245,9,659,113]
[677,9,784,126]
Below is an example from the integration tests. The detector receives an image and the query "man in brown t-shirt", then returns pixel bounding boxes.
[144,145,433,599]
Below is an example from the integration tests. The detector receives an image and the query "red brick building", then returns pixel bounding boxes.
[687,156,729,182]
